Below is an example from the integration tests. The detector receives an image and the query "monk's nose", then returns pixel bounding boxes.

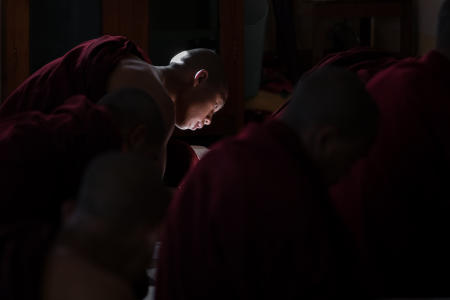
[204,117,211,126]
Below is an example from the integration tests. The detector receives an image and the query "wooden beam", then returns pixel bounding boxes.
[174,0,244,138]
[102,0,149,53]
[400,0,414,56]
[1,0,30,100]
[303,2,403,18]
[219,0,244,133]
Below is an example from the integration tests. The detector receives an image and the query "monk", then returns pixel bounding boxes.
[0,35,227,132]
[331,0,450,296]
[43,152,170,300]
[0,36,227,186]
[0,88,171,299]
[156,67,379,299]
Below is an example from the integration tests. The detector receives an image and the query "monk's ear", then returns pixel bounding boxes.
[193,69,208,87]
[128,124,149,149]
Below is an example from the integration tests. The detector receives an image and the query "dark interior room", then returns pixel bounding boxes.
[1,0,450,299]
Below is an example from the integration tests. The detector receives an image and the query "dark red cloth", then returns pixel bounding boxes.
[0,95,122,300]
[331,50,450,296]
[272,47,401,118]
[0,35,195,188]
[309,47,402,83]
[156,120,364,300]
[0,95,122,223]
[0,35,149,116]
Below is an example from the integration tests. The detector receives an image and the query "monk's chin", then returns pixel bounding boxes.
[176,123,202,131]
[175,123,189,130]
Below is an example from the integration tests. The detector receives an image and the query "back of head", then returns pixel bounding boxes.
[437,0,450,50]
[170,48,228,98]
[280,67,379,184]
[76,152,169,229]
[98,88,171,148]
[283,66,378,140]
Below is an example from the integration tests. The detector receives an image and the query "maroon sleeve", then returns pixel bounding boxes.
[330,53,450,294]
[156,122,359,299]
[0,95,122,300]
[271,47,400,118]
[0,95,122,223]
[0,35,150,118]
[156,145,250,300]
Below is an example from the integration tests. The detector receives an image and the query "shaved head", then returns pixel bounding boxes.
[283,66,378,139]
[280,67,379,184]
[437,0,450,50]
[170,48,228,100]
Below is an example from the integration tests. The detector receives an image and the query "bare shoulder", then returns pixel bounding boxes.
[106,55,175,126]
[107,55,166,98]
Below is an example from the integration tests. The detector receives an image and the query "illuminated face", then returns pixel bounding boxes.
[175,91,225,131]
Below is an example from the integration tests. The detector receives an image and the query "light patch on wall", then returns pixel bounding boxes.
[417,0,444,35]
[418,32,437,55]
[416,0,445,54]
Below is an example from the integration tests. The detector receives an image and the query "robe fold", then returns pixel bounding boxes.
[0,95,121,300]
[0,35,195,188]
[331,50,450,296]
[273,47,401,117]
[310,47,402,83]
[156,120,363,300]
[0,35,149,116]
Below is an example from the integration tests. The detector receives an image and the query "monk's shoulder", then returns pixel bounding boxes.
[199,123,286,173]
[368,56,431,90]
[106,55,152,90]
[107,56,174,123]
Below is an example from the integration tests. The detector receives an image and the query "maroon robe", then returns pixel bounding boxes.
[0,95,122,300]
[309,47,402,83]
[0,35,149,116]
[0,35,196,188]
[156,120,363,300]
[273,47,401,118]
[331,50,450,296]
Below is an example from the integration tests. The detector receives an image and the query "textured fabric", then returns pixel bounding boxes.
[272,47,401,118]
[0,95,122,300]
[309,47,402,83]
[0,35,149,116]
[332,50,450,296]
[156,120,362,300]
[0,34,195,188]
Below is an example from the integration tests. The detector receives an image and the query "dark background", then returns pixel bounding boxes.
[29,0,219,71]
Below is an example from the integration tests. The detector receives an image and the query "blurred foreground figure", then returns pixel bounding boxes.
[331,0,450,296]
[43,152,170,300]
[156,67,379,299]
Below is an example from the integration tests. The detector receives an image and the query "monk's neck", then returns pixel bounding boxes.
[150,65,184,104]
